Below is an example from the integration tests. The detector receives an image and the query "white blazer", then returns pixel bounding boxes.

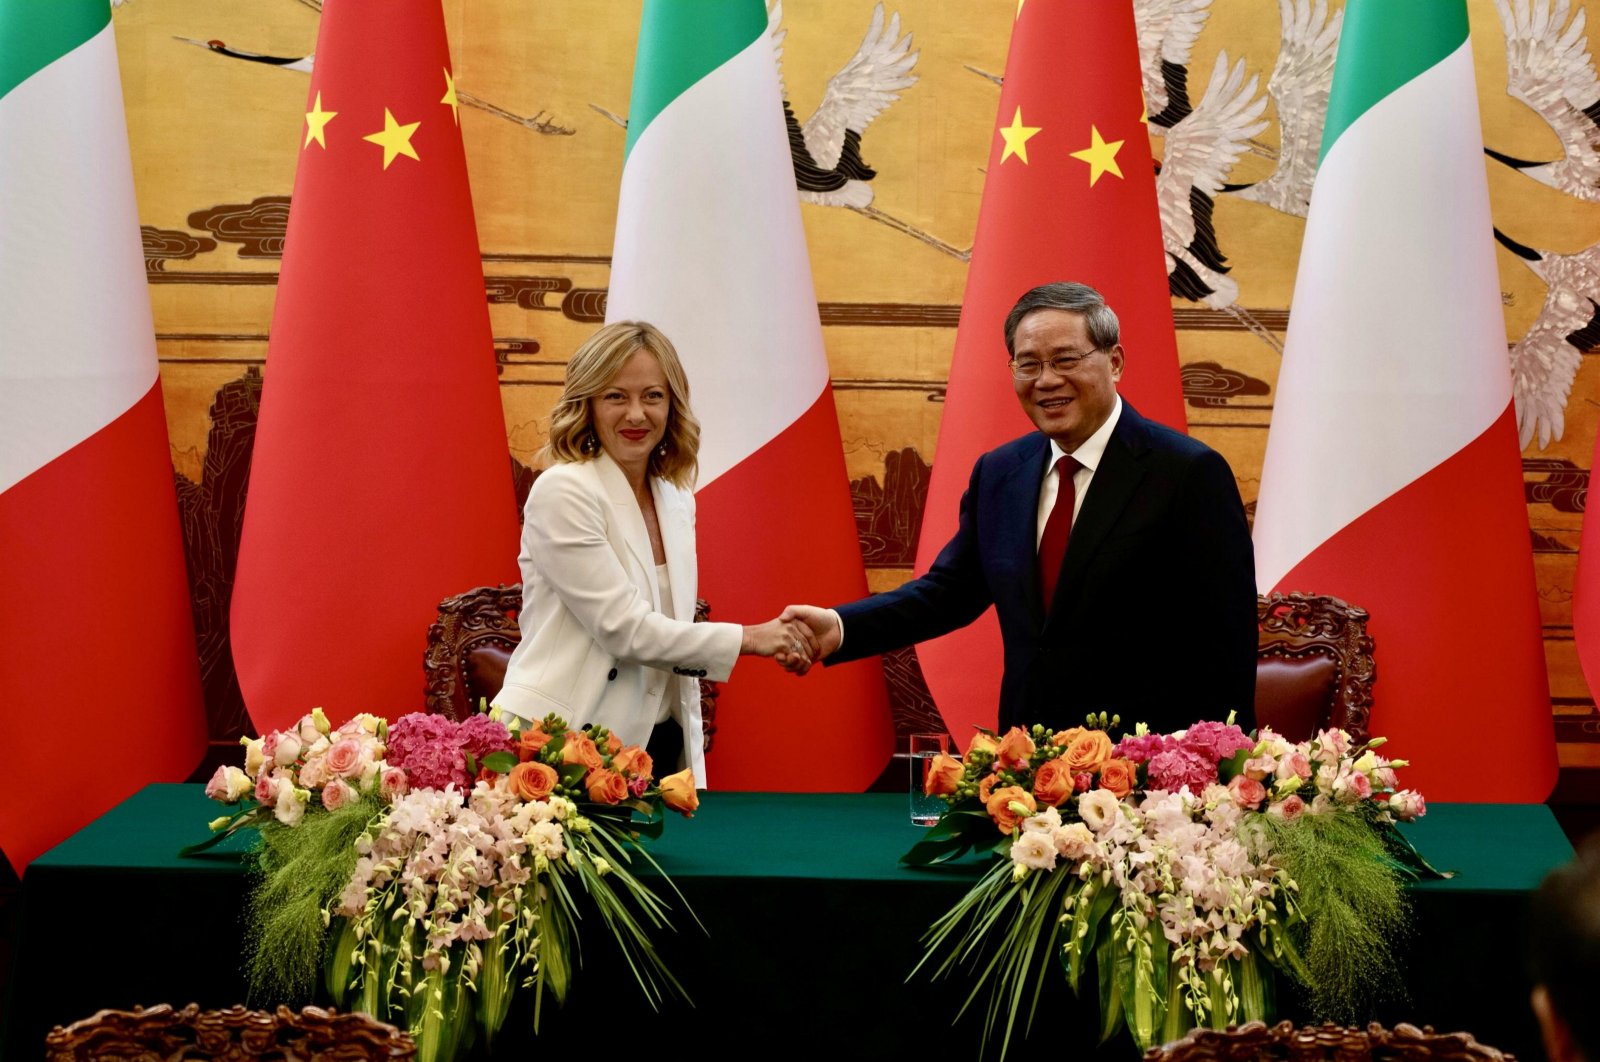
[491,451,742,785]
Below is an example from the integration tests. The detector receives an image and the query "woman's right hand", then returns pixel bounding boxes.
[741,618,819,671]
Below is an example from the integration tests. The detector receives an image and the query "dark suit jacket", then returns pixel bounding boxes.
[832,402,1258,735]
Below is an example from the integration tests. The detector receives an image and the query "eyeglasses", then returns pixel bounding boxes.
[1009,348,1104,381]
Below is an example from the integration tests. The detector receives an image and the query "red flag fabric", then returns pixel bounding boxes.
[913,0,1185,748]
[230,0,518,735]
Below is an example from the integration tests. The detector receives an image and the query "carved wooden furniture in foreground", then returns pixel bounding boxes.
[45,1003,415,1061]
[423,584,722,749]
[1144,1021,1512,1062]
[1255,591,1376,743]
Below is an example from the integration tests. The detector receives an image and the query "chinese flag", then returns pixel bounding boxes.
[231,0,518,734]
[913,0,1184,747]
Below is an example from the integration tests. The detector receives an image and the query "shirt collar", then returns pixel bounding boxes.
[1048,394,1122,473]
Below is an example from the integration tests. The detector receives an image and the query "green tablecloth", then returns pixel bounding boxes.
[1,786,1574,1058]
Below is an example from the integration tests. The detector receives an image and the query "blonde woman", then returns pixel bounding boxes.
[491,321,814,784]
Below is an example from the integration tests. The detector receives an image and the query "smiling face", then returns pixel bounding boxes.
[589,347,670,479]
[1011,308,1124,452]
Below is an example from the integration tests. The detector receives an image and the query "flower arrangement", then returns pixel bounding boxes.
[904,716,1440,1058]
[194,708,700,1062]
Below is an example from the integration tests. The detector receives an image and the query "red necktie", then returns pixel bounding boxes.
[1038,455,1081,611]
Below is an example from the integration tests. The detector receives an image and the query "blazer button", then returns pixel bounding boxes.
[607,668,618,681]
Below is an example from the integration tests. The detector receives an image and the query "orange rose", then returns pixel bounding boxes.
[585,768,628,805]
[1097,758,1137,799]
[966,732,1000,761]
[508,761,558,801]
[1062,730,1114,773]
[923,753,963,797]
[996,727,1036,770]
[977,772,999,805]
[659,769,700,817]
[604,732,622,755]
[517,726,553,762]
[561,733,604,771]
[985,785,1036,834]
[1051,726,1086,748]
[1032,758,1074,807]
[612,745,654,780]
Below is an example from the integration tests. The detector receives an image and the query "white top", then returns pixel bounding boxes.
[655,562,676,724]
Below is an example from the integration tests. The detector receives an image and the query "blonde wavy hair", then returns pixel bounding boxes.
[542,321,701,488]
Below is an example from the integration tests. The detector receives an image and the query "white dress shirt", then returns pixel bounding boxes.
[1035,395,1123,546]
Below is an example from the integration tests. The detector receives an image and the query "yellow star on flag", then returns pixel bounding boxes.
[304,91,337,149]
[363,108,421,169]
[998,107,1041,165]
[441,68,460,126]
[1070,125,1124,186]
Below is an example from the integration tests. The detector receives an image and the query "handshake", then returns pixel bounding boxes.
[739,605,841,675]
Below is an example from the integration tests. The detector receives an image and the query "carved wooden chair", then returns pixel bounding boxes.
[45,1003,415,1060]
[1254,591,1376,743]
[423,583,722,749]
[1143,1021,1511,1062]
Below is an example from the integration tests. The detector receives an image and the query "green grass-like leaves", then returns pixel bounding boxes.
[244,795,383,1005]
[1252,807,1409,1022]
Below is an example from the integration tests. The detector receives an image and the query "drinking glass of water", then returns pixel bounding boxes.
[909,732,951,826]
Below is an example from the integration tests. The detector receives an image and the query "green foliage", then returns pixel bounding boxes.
[243,795,383,1005]
[1252,808,1409,1022]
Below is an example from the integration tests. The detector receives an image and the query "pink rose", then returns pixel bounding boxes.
[321,776,357,811]
[297,756,328,789]
[1374,767,1398,791]
[1227,774,1267,810]
[325,737,364,778]
[1280,752,1312,781]
[205,765,234,802]
[1073,772,1093,793]
[379,766,409,802]
[1388,789,1426,821]
[1267,794,1305,821]
[273,732,302,767]
[255,770,280,806]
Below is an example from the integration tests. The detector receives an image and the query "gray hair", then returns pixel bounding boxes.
[1002,282,1121,356]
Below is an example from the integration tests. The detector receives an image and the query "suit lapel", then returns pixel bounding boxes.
[653,478,696,621]
[594,452,659,609]
[999,435,1052,635]
[1049,406,1149,621]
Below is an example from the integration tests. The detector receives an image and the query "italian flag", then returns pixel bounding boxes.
[1252,0,1556,801]
[607,0,892,790]
[0,0,207,871]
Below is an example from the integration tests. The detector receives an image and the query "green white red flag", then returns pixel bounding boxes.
[607,0,893,789]
[1253,0,1555,801]
[0,0,207,871]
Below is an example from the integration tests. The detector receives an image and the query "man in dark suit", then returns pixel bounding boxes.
[783,281,1257,735]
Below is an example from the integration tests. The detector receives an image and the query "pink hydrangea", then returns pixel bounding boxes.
[1179,721,1254,764]
[457,714,514,762]
[387,713,471,791]
[1112,732,1170,765]
[1146,745,1216,795]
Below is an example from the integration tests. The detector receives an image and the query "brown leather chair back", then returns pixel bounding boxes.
[1255,591,1375,743]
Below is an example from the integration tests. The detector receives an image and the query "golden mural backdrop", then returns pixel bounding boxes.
[111,0,1600,765]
